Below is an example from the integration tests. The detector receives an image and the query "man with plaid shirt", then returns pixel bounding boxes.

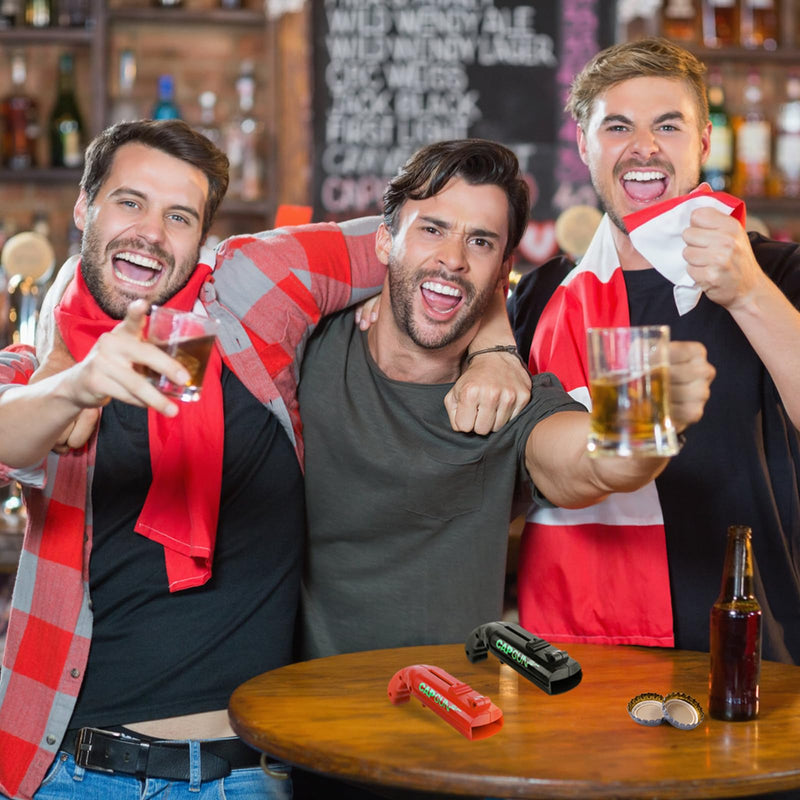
[0,120,532,800]
[0,119,394,800]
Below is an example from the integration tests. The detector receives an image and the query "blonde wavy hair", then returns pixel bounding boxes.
[566,37,709,133]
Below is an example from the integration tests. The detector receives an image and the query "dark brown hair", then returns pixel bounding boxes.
[382,139,530,260]
[80,119,229,239]
[567,38,709,132]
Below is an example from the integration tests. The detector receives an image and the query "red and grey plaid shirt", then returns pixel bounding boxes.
[0,218,383,800]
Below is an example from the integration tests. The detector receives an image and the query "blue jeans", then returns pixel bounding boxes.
[32,748,293,800]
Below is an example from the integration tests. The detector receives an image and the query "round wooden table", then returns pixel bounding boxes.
[228,643,800,798]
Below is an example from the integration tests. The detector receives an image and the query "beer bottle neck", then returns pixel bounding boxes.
[718,525,756,602]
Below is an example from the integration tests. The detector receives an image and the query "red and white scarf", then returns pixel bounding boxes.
[53,257,224,592]
[517,186,744,646]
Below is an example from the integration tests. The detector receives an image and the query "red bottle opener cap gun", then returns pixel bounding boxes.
[387,664,503,740]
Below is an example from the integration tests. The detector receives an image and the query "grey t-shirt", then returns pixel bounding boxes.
[298,309,585,659]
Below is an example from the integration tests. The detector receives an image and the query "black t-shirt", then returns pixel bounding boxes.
[510,234,800,664]
[71,365,305,727]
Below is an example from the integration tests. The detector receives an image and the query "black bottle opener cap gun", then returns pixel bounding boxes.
[465,621,582,695]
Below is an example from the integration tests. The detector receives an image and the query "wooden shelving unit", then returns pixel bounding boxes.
[0,1,277,256]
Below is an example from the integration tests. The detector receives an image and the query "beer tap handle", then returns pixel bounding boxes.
[1,231,56,348]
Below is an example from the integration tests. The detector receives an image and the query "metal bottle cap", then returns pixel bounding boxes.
[627,691,704,730]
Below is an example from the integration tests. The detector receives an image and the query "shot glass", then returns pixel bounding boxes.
[143,305,219,402]
[586,325,679,457]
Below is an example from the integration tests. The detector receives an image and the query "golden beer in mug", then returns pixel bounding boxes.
[586,326,679,457]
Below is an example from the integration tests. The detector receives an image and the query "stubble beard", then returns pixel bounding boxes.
[80,222,199,319]
[386,256,495,351]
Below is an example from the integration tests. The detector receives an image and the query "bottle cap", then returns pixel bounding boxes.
[662,691,704,730]
[627,691,704,730]
[627,692,665,726]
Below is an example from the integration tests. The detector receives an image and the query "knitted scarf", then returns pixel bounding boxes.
[53,260,223,592]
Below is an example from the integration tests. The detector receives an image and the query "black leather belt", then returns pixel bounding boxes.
[63,727,261,781]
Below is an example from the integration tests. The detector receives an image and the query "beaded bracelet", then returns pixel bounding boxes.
[464,344,530,372]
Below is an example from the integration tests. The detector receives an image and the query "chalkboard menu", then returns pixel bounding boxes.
[312,0,616,265]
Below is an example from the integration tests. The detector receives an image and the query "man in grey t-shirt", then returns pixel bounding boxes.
[299,139,715,660]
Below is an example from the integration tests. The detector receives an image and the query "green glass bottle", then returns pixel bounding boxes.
[49,52,84,168]
[702,68,733,192]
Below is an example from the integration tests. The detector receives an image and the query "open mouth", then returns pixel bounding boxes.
[621,169,668,204]
[112,250,164,288]
[421,280,463,316]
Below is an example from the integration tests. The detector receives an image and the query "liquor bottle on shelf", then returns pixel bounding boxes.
[794,0,800,48]
[153,0,182,7]
[0,0,20,27]
[55,0,88,27]
[151,74,181,120]
[1,50,40,169]
[108,49,141,125]
[732,69,771,198]
[661,0,700,43]
[775,72,800,197]
[196,91,222,148]
[702,0,740,47]
[703,68,734,192]
[740,0,780,49]
[219,0,243,7]
[49,52,84,168]
[24,0,50,26]
[224,62,262,201]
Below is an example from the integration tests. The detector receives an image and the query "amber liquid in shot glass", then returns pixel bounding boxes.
[142,306,219,402]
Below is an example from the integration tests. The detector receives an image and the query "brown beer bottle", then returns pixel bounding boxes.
[709,525,761,721]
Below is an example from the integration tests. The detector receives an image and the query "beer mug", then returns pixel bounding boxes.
[586,325,679,457]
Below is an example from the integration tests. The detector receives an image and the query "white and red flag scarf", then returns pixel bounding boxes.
[517,185,744,646]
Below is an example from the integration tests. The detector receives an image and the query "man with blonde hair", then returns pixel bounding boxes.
[509,37,800,665]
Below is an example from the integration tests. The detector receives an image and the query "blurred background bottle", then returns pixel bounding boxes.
[708,525,761,721]
[703,68,734,191]
[0,0,20,27]
[740,0,780,49]
[49,52,84,167]
[24,0,50,26]
[661,0,701,43]
[225,62,261,201]
[702,0,740,46]
[1,50,39,169]
[151,74,181,120]
[196,91,222,148]
[55,0,88,27]
[108,49,140,125]
[732,69,771,197]
[774,71,800,197]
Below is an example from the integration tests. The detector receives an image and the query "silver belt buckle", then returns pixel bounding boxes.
[74,727,120,773]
